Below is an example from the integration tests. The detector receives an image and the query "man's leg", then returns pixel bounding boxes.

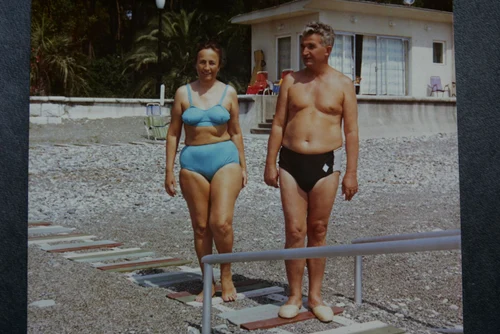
[278,168,308,313]
[306,171,340,317]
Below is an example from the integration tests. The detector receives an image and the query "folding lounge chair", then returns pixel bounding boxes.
[428,76,451,97]
[246,71,269,95]
[144,103,169,140]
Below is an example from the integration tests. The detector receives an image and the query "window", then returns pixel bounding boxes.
[358,35,409,96]
[298,35,306,70]
[277,36,291,79]
[433,41,445,64]
[329,33,355,81]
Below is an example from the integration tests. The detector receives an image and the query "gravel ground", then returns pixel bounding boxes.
[28,117,463,334]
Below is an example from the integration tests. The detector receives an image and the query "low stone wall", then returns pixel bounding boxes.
[257,95,457,138]
[29,95,258,133]
[30,95,457,138]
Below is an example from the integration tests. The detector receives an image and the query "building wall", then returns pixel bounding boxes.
[251,13,319,82]
[251,10,454,97]
[320,10,454,97]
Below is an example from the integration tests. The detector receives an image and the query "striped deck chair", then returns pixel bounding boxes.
[145,103,169,140]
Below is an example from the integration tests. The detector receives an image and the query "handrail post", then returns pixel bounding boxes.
[201,263,213,334]
[354,255,363,305]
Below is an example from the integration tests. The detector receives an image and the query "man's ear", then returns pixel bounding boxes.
[326,45,333,56]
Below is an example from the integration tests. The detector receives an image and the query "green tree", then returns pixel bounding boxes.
[124,9,215,98]
[30,15,89,96]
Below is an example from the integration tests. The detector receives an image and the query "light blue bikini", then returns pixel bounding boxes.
[179,84,240,181]
[182,84,231,127]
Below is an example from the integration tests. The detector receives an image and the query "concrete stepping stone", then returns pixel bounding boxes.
[63,248,155,263]
[41,240,122,253]
[29,300,56,308]
[309,321,405,334]
[331,316,359,326]
[28,221,53,227]
[92,256,171,268]
[239,306,344,331]
[241,286,284,298]
[28,234,96,245]
[167,279,262,304]
[130,271,203,287]
[96,258,190,272]
[72,143,93,147]
[176,266,222,278]
[130,267,221,283]
[172,282,284,307]
[53,143,74,147]
[28,226,75,237]
[217,304,281,325]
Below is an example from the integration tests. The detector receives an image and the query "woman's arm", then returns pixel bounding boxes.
[165,86,185,196]
[226,86,247,186]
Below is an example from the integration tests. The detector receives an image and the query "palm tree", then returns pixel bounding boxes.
[124,9,218,98]
[30,15,90,96]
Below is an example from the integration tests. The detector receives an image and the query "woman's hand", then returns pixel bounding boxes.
[242,169,248,188]
[165,171,177,197]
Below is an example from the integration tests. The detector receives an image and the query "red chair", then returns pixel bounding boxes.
[246,71,269,95]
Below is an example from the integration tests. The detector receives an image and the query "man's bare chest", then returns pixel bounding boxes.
[288,85,343,115]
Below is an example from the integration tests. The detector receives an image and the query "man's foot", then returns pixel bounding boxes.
[195,284,216,303]
[278,296,303,319]
[311,305,333,322]
[308,297,333,322]
[221,277,237,302]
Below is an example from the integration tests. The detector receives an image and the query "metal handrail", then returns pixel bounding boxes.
[200,235,461,334]
[352,229,461,304]
[352,229,461,245]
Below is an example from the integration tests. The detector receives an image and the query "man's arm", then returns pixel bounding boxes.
[264,74,293,187]
[341,76,359,200]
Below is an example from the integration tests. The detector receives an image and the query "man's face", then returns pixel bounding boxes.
[300,33,332,67]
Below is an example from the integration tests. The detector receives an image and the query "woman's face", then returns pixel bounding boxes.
[196,48,220,82]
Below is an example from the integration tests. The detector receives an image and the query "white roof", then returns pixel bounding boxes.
[231,0,453,25]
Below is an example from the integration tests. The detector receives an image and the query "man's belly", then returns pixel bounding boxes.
[282,119,343,154]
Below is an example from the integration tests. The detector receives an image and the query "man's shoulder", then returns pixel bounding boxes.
[324,68,353,91]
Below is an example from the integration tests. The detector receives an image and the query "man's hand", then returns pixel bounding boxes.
[165,171,177,197]
[264,164,280,188]
[342,172,358,201]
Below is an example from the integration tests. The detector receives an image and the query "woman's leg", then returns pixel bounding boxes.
[209,163,243,302]
[179,168,213,302]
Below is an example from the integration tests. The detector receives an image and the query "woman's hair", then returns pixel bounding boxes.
[195,40,225,68]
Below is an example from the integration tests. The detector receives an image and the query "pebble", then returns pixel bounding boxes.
[27,130,462,333]
[29,300,56,308]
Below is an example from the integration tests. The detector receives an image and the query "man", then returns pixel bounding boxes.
[264,21,359,322]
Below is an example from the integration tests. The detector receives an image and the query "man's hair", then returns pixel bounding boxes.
[302,21,335,47]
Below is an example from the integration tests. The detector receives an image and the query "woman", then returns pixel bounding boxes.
[164,41,247,302]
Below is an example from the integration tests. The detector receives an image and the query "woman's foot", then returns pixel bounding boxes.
[195,283,216,302]
[220,275,237,302]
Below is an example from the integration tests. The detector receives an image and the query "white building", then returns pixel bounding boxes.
[231,0,455,97]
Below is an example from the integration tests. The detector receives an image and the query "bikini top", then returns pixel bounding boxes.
[181,84,231,127]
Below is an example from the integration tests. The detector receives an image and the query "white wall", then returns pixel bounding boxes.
[29,96,259,134]
[251,10,454,97]
[319,11,455,97]
[251,13,319,82]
